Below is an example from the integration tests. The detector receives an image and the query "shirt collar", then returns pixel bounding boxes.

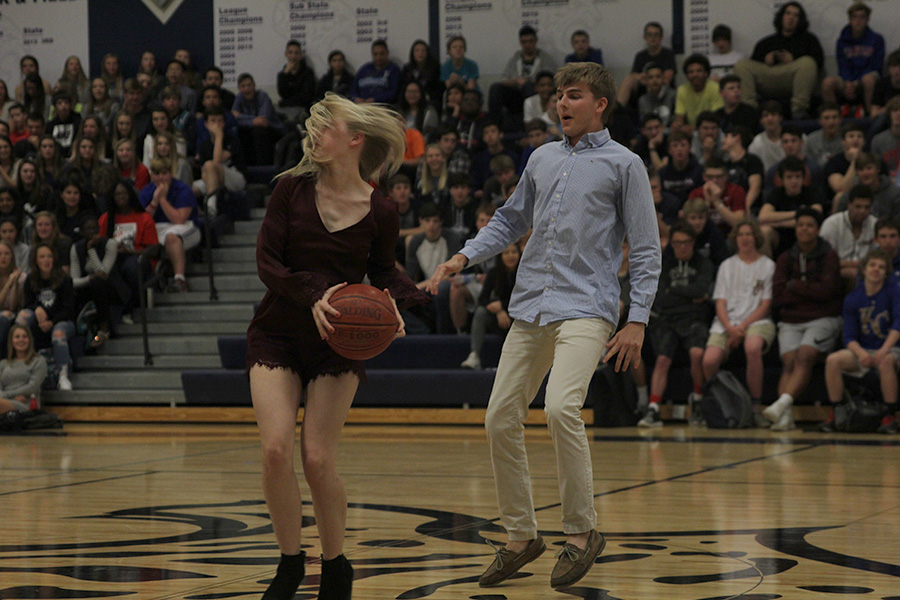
[564,129,610,150]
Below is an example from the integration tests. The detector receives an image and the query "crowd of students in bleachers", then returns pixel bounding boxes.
[1,1,900,430]
[367,1,900,434]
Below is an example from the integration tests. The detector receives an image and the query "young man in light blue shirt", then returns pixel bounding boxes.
[427,62,660,590]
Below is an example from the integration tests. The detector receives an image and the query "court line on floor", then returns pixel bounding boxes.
[538,443,823,511]
[143,442,844,600]
[0,471,156,497]
[0,443,260,489]
[594,433,900,446]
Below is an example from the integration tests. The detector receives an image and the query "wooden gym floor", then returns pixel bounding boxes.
[1,421,898,599]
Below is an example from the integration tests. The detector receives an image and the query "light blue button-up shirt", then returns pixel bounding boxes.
[460,129,661,326]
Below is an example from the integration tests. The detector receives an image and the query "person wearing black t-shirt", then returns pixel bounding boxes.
[759,155,823,256]
[871,51,900,118]
[722,125,764,212]
[617,22,677,108]
[823,122,866,200]
[658,130,703,206]
[633,113,669,171]
[715,75,761,134]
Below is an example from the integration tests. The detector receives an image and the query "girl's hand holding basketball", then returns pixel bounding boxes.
[383,288,406,339]
[312,282,348,340]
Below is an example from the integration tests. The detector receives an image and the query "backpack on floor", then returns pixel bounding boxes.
[836,375,890,433]
[701,371,753,429]
[0,409,63,433]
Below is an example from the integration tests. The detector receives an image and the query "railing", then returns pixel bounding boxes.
[136,201,221,366]
[136,244,166,367]
[203,194,218,302]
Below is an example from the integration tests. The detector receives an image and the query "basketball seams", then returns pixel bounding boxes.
[333,294,395,313]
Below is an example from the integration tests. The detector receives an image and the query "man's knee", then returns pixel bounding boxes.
[796,346,820,367]
[544,399,581,431]
[791,55,817,76]
[653,354,672,373]
[164,233,183,248]
[485,401,512,439]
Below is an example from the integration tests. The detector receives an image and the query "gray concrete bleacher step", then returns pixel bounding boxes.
[212,246,267,262]
[104,334,222,355]
[141,303,255,322]
[152,290,264,304]
[71,369,184,389]
[234,220,262,234]
[44,389,187,405]
[187,274,264,292]
[56,209,266,407]
[117,322,250,335]
[78,354,220,369]
[187,261,257,275]
[220,233,259,246]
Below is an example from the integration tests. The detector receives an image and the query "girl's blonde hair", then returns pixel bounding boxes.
[113,138,135,170]
[153,131,185,174]
[280,92,405,182]
[419,143,447,195]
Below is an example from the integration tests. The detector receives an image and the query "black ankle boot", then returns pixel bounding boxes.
[261,551,306,600]
[318,554,353,600]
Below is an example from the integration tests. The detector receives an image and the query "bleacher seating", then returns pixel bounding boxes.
[181,334,617,410]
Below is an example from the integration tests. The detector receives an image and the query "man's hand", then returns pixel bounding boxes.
[497,310,512,330]
[604,322,645,372]
[857,351,875,369]
[153,182,169,204]
[207,119,224,137]
[426,254,468,295]
[703,180,722,203]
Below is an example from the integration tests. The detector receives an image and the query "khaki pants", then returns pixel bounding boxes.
[484,317,614,541]
[733,56,818,114]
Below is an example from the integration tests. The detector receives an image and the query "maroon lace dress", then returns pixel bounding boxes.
[246,174,429,385]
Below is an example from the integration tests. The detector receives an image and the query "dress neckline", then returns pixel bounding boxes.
[313,184,375,234]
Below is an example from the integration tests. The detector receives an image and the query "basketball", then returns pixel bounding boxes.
[325,284,399,360]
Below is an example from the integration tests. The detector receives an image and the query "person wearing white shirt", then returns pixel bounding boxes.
[702,219,776,411]
[820,185,877,287]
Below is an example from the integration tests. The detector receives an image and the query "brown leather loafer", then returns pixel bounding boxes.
[478,536,546,587]
[550,530,606,588]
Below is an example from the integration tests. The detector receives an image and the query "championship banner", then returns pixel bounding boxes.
[0,0,90,93]
[439,0,672,76]
[213,0,430,89]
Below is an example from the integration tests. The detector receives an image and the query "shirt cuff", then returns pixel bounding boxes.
[627,305,651,325]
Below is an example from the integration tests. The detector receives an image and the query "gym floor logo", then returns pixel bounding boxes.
[139,0,187,25]
[0,500,897,599]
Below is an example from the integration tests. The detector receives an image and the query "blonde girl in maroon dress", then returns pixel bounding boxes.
[247,92,427,600]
